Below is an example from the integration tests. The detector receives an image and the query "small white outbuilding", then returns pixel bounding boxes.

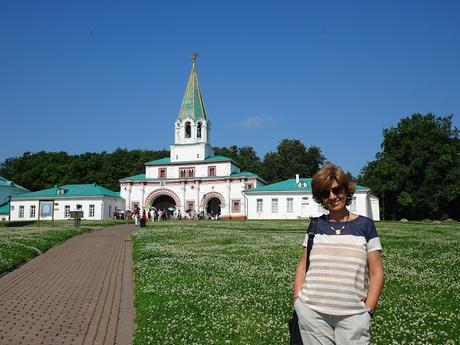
[9,183,125,221]
[243,176,380,221]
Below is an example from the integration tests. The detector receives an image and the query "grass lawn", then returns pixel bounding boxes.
[0,219,126,275]
[132,220,460,345]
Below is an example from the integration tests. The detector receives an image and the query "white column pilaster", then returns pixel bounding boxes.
[127,184,132,211]
[226,179,231,217]
[181,182,186,211]
[196,181,201,211]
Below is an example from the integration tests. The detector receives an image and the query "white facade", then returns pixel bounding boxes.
[121,167,261,219]
[9,197,125,221]
[244,189,380,221]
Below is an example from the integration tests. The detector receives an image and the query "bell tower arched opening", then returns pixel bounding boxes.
[197,122,202,138]
[185,121,192,138]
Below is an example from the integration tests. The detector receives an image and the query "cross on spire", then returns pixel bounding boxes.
[191,52,198,65]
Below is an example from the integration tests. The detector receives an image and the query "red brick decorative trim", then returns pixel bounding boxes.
[202,191,226,207]
[145,188,181,207]
[220,215,247,220]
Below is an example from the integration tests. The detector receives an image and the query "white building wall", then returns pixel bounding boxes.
[10,197,124,221]
[145,161,237,179]
[369,195,381,221]
[245,191,379,221]
[121,177,253,218]
[170,143,214,163]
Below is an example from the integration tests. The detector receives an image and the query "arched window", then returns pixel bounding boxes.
[185,121,191,138]
[197,122,202,138]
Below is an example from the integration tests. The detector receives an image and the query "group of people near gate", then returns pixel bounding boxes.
[129,206,221,226]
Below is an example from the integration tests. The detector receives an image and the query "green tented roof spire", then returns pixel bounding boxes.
[177,53,208,123]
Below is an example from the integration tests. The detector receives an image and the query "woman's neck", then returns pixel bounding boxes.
[328,209,350,222]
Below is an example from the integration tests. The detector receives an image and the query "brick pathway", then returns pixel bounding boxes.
[0,224,136,345]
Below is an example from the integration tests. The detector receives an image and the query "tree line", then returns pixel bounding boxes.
[1,113,458,220]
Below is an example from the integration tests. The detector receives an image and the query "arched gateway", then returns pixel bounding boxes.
[146,189,181,210]
[202,192,225,216]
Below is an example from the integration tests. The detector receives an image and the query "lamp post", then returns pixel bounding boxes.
[7,195,11,222]
[381,192,385,221]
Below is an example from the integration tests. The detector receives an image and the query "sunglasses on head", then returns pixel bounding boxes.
[320,186,345,199]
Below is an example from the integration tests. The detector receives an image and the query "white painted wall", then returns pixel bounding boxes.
[244,190,380,221]
[9,197,124,221]
[120,176,259,218]
[145,161,239,179]
[369,194,381,221]
[169,143,214,163]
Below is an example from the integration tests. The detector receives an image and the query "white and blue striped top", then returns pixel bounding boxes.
[299,215,382,316]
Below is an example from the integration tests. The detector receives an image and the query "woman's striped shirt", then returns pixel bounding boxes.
[299,215,382,316]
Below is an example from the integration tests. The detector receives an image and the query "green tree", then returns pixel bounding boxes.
[358,113,460,220]
[261,139,325,183]
[213,145,263,176]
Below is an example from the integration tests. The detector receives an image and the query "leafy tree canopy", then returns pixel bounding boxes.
[261,139,325,183]
[358,113,460,220]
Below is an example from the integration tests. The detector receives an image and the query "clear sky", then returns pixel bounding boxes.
[1,0,459,177]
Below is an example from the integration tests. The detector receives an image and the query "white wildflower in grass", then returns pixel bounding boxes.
[0,221,107,274]
[132,220,459,344]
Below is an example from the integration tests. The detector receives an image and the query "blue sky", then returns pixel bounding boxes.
[1,0,459,177]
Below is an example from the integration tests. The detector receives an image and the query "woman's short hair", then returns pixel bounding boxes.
[312,164,356,206]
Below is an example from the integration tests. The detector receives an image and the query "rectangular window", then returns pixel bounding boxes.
[208,166,216,177]
[287,198,293,213]
[89,205,95,217]
[180,168,187,178]
[187,201,195,211]
[19,205,24,218]
[232,200,240,213]
[159,168,167,178]
[350,197,357,211]
[257,199,263,212]
[271,198,278,213]
[188,168,195,178]
[30,205,36,218]
[65,205,71,218]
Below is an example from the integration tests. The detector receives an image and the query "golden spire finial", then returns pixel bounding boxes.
[191,52,198,65]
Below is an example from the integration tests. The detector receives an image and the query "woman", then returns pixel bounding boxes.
[293,164,384,344]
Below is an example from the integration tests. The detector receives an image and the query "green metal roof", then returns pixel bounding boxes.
[145,155,239,166]
[11,184,121,200]
[245,178,368,193]
[177,55,208,123]
[0,176,29,204]
[0,201,9,214]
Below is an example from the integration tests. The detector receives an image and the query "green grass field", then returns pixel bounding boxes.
[132,220,460,345]
[0,219,124,274]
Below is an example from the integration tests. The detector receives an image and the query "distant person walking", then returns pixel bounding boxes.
[293,164,384,345]
[158,209,163,221]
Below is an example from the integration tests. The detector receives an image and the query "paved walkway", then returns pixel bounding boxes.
[0,224,136,345]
